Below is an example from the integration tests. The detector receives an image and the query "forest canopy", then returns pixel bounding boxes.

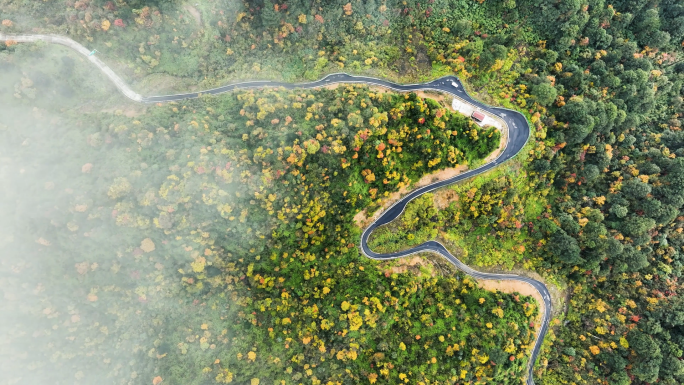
[2,0,684,383]
[1,56,522,384]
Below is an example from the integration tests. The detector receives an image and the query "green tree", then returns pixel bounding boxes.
[479,44,508,70]
[609,204,628,218]
[628,330,663,383]
[454,19,473,38]
[531,83,557,106]
[261,0,280,28]
[622,178,651,200]
[548,229,581,264]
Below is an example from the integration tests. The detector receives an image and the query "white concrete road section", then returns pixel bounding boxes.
[0,33,143,102]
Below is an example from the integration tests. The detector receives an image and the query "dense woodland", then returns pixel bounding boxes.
[2,0,684,384]
[1,49,525,384]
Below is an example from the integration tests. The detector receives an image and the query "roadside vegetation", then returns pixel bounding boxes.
[2,0,684,383]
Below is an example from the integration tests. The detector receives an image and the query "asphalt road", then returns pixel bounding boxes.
[0,33,550,382]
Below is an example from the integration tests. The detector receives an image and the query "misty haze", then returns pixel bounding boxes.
[2,0,684,384]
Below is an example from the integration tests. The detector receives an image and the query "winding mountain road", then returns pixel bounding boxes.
[1,33,550,384]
